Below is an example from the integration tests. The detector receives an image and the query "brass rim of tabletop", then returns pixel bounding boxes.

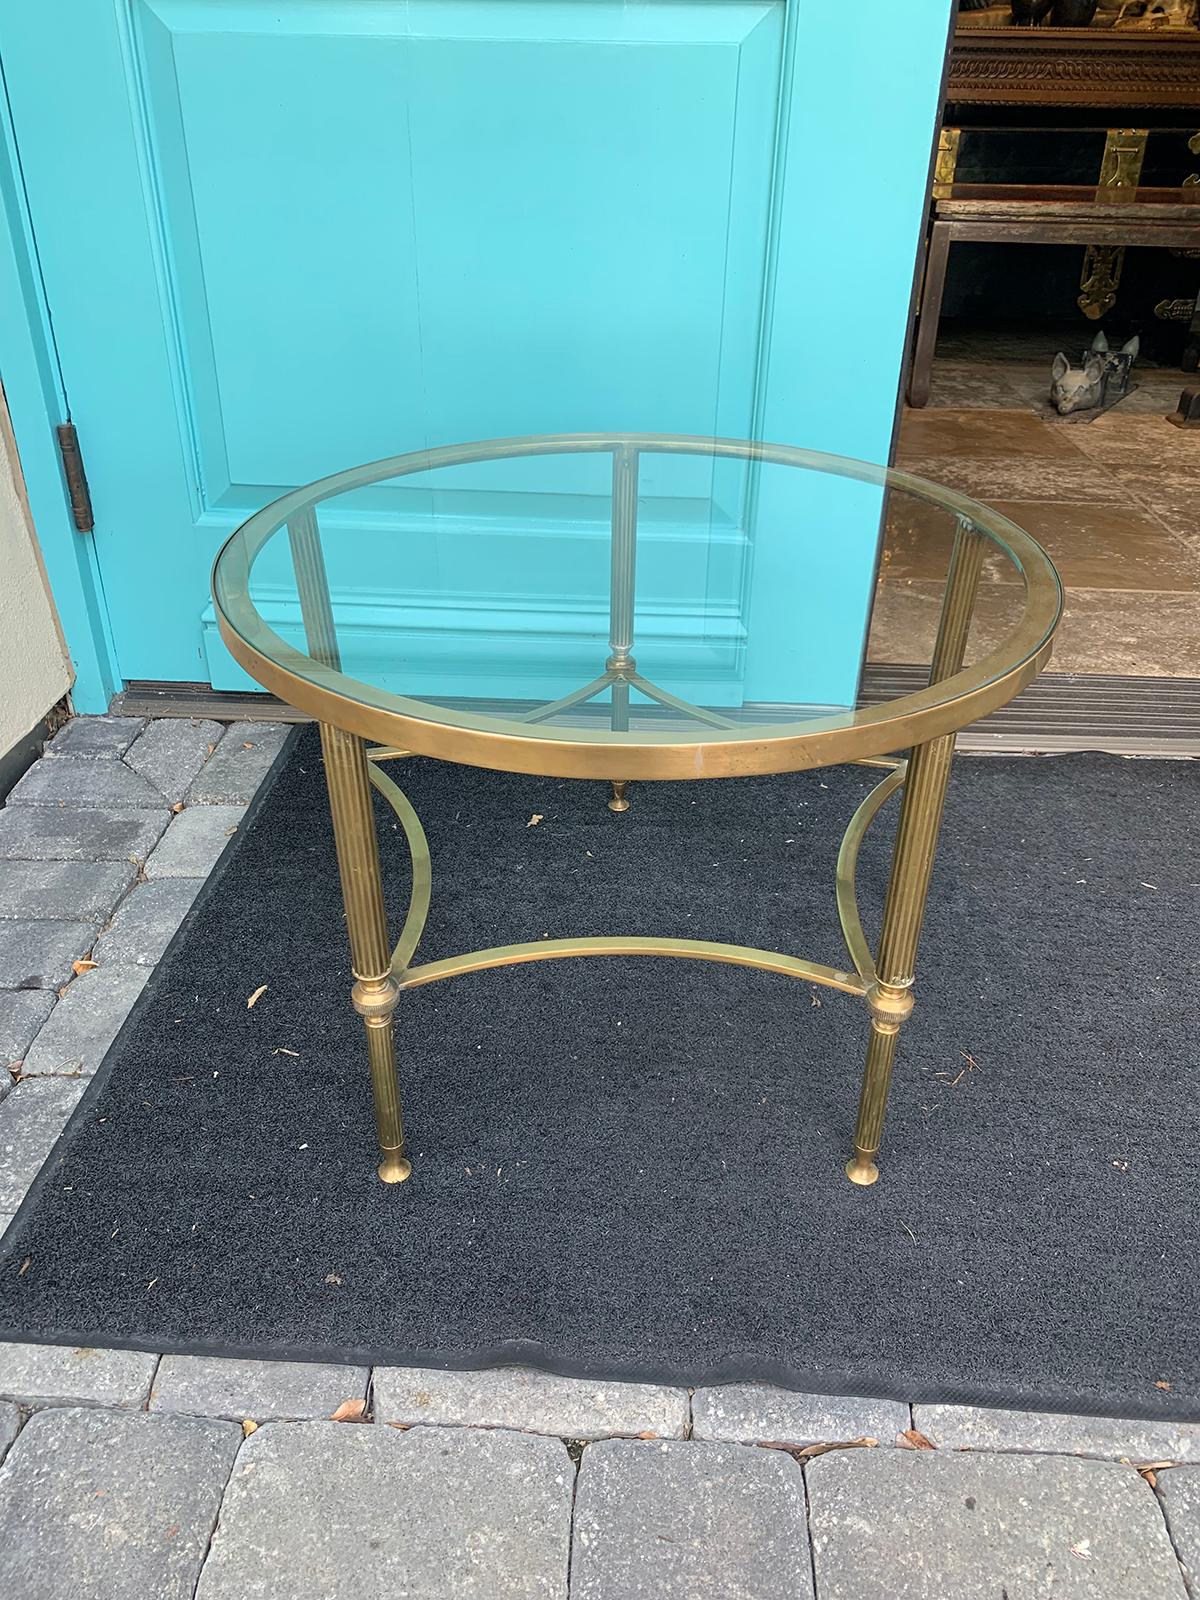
[212,432,1063,779]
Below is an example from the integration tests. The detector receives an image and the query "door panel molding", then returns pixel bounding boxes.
[126,0,784,507]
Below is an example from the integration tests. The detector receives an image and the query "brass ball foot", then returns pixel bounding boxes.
[378,1152,413,1184]
[845,1153,879,1187]
[608,781,630,814]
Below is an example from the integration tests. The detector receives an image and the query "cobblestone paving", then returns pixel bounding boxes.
[0,717,1195,1597]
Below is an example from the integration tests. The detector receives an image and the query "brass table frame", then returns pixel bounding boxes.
[213,434,1062,1189]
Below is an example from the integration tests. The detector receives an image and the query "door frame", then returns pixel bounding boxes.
[0,71,120,713]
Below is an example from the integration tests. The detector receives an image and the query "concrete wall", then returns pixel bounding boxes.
[0,383,71,755]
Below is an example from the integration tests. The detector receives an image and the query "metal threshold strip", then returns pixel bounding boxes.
[116,670,1200,758]
[858,666,1200,758]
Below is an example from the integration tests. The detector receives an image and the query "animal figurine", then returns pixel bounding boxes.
[1051,348,1105,415]
[1050,332,1139,415]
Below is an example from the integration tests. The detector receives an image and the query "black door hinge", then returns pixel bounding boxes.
[55,421,94,532]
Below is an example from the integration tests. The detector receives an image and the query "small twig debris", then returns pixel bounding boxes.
[792,1436,878,1461]
[330,1398,368,1423]
[898,1428,936,1450]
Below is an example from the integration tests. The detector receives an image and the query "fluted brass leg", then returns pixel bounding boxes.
[847,996,909,1187]
[319,721,411,1185]
[846,738,954,1186]
[605,446,637,814]
[846,516,984,1186]
[289,513,410,1184]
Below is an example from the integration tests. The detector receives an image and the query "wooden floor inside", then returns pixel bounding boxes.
[873,327,1199,680]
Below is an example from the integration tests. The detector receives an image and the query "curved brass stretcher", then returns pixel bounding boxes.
[365,745,914,1188]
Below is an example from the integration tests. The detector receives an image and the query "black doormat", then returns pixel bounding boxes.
[1,729,1197,1421]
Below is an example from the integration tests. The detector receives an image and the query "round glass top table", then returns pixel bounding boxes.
[212,433,1062,1189]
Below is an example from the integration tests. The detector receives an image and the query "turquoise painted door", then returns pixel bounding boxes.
[0,2,951,711]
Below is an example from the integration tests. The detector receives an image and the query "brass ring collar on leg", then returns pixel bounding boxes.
[864,980,915,1034]
[350,971,400,1024]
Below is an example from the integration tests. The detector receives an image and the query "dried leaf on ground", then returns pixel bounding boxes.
[330,1398,368,1423]
[1155,1380,1173,1392]
[71,959,99,976]
[793,1436,878,1461]
[898,1428,936,1450]
[242,1419,258,1437]
[527,814,543,827]
[246,985,268,1009]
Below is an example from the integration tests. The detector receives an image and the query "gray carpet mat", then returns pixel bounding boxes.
[0,728,1196,1420]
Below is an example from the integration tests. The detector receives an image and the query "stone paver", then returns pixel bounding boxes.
[806,1446,1185,1599]
[0,918,102,990]
[373,1365,689,1441]
[0,1078,86,1209]
[124,718,225,805]
[20,964,149,1077]
[572,1437,811,1600]
[0,1400,17,1462]
[145,804,246,879]
[151,1355,369,1421]
[693,1384,909,1449]
[1159,1467,1200,1594]
[0,1213,14,1244]
[0,804,170,863]
[93,877,204,966]
[0,858,137,923]
[0,1406,239,1600]
[8,755,167,811]
[0,1344,159,1408]
[1,989,56,1070]
[187,721,290,805]
[916,1403,1200,1464]
[196,1420,572,1599]
[43,716,145,760]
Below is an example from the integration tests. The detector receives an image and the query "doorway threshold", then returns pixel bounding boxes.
[859,666,1200,758]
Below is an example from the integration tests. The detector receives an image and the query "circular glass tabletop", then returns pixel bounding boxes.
[211,434,1062,778]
